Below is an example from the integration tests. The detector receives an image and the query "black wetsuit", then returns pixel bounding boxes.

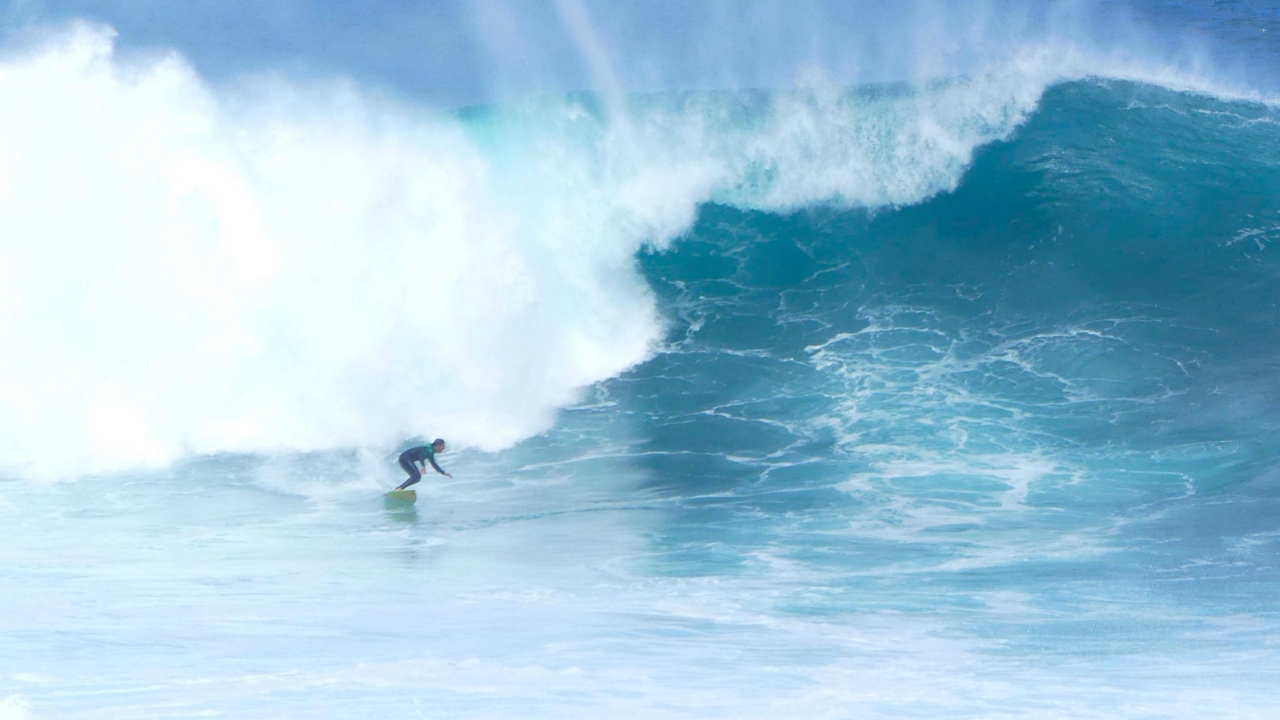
[397,445,443,489]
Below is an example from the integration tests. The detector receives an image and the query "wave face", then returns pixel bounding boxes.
[0,25,1045,479]
[4,20,1280,720]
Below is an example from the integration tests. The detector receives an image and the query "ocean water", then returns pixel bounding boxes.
[4,4,1280,719]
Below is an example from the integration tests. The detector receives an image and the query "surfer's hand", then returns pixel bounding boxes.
[445,472,453,478]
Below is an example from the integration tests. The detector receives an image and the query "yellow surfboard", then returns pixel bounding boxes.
[386,489,417,503]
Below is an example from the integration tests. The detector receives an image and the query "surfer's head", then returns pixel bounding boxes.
[433,438,446,452]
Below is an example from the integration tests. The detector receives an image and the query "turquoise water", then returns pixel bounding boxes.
[4,7,1280,719]
[5,78,1280,718]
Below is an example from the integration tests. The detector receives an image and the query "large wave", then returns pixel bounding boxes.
[0,22,1071,480]
[5,9,1280,717]
[2,1,1273,482]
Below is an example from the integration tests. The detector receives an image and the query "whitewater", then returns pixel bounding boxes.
[3,2,1280,718]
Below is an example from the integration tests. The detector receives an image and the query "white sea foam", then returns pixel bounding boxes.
[0,24,664,480]
[0,696,32,720]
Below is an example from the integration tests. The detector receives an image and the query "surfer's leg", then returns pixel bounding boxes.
[397,455,422,490]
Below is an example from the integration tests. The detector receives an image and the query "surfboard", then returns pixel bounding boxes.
[386,489,417,503]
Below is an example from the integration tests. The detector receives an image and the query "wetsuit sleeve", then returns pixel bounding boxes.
[428,456,447,475]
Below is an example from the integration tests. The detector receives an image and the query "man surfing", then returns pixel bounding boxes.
[396,439,451,490]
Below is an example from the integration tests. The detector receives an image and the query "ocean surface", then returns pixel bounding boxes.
[3,2,1280,718]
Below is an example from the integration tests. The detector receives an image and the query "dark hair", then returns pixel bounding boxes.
[433,438,446,446]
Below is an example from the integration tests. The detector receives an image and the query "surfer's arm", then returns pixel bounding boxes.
[428,457,451,477]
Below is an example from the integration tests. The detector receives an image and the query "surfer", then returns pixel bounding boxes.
[396,439,451,490]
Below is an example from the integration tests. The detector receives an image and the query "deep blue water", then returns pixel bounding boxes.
[625,79,1280,620]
